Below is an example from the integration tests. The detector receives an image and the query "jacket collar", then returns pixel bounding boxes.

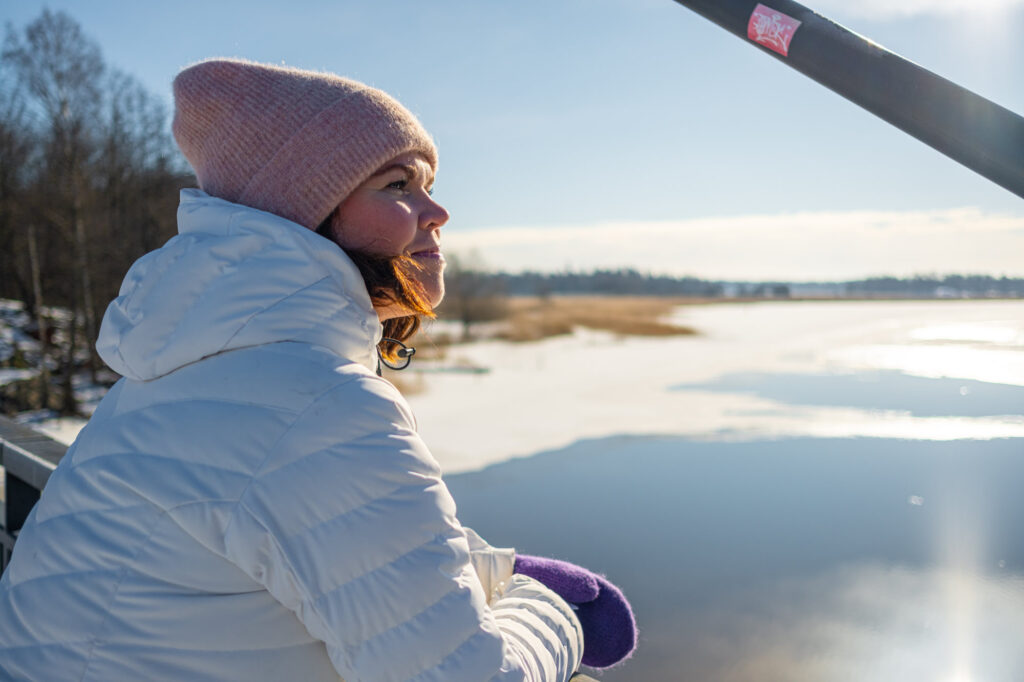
[97,189,382,381]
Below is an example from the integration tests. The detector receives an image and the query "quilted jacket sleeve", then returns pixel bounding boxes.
[222,372,583,682]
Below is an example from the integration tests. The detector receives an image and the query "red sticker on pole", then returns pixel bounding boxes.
[747,4,802,57]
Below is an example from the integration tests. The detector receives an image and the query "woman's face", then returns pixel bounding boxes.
[326,152,449,316]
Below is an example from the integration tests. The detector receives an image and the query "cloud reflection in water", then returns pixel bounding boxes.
[447,437,1024,681]
[661,562,1024,681]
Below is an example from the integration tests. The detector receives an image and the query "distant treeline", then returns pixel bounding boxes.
[448,269,1024,299]
[482,269,725,297]
[842,275,1024,297]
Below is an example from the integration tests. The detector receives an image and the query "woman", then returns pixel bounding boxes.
[0,59,634,681]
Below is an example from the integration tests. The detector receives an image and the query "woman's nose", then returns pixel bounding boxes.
[422,197,450,231]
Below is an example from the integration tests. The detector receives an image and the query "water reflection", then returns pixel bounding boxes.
[659,562,1024,681]
[446,436,1024,680]
[672,370,1024,418]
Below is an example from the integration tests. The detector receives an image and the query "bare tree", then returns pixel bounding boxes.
[3,9,105,392]
[437,251,508,341]
[0,64,35,304]
[1,10,187,415]
[0,10,190,415]
[97,70,181,270]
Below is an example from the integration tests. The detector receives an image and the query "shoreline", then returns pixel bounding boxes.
[430,294,1024,345]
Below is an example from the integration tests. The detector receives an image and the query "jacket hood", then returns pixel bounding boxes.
[97,189,381,381]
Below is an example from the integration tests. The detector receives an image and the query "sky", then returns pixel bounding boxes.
[3,0,1023,281]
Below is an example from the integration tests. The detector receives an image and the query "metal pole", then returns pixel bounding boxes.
[670,0,1024,199]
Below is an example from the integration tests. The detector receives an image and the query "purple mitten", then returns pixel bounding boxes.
[514,554,637,669]
[514,554,600,603]
[574,573,636,668]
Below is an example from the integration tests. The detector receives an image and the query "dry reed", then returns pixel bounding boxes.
[495,296,700,342]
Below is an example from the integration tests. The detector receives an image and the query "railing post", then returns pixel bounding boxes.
[0,416,67,572]
[4,472,40,534]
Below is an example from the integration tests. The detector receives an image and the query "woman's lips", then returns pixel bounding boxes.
[410,247,444,261]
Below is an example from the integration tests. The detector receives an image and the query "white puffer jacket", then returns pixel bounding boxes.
[0,190,583,681]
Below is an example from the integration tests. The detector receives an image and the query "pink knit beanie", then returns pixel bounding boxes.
[172,58,438,230]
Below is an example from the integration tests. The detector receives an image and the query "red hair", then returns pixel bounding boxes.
[316,218,434,362]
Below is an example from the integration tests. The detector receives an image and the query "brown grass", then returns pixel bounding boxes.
[494,296,701,342]
[383,295,703,395]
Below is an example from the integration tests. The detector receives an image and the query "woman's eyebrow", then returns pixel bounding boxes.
[373,163,414,178]
[372,163,434,187]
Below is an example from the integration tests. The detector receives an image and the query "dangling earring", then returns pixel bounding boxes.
[377,337,416,372]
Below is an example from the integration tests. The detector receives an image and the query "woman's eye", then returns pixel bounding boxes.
[387,179,408,191]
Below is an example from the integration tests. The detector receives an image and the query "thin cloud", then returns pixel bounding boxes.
[811,0,1024,19]
[444,208,1024,281]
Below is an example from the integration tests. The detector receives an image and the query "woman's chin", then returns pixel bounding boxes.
[409,257,445,310]
[421,279,445,310]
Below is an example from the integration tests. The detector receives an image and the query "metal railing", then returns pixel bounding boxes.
[0,416,66,571]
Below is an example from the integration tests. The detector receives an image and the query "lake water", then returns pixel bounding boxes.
[410,300,1024,680]
[449,437,1024,681]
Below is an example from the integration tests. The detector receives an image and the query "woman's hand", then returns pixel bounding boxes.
[514,554,637,669]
